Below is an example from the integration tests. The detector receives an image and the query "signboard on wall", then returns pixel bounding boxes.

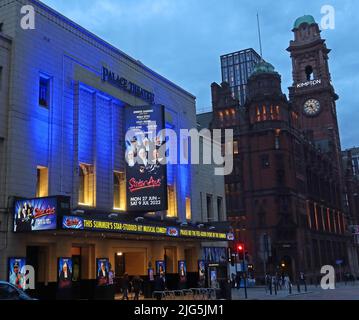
[58,257,73,289]
[156,261,166,275]
[13,197,58,232]
[62,216,228,241]
[96,258,110,286]
[125,104,168,212]
[8,258,26,290]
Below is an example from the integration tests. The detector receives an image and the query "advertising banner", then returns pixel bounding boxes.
[125,104,168,212]
[156,260,166,276]
[62,216,228,240]
[198,260,206,281]
[96,258,110,286]
[178,260,187,283]
[14,197,58,232]
[58,257,73,289]
[8,258,26,290]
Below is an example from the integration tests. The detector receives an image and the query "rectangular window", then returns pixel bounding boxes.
[233,141,239,155]
[217,197,224,221]
[39,75,51,108]
[79,163,95,206]
[0,66,3,91]
[167,185,177,217]
[36,166,48,198]
[186,197,191,220]
[114,171,126,211]
[206,194,214,221]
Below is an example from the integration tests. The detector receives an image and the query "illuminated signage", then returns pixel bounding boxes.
[102,67,155,104]
[13,197,58,232]
[296,79,322,89]
[62,216,228,241]
[125,104,168,212]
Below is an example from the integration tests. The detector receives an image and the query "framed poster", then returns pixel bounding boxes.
[96,258,110,286]
[178,261,187,278]
[8,258,26,290]
[198,260,206,280]
[13,197,58,232]
[156,260,166,276]
[58,257,73,289]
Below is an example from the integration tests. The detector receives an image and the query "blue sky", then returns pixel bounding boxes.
[41,0,358,149]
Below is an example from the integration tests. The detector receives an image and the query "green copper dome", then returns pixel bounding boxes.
[293,15,316,29]
[251,61,277,76]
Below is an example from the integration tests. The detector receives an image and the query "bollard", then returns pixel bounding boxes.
[289,283,292,295]
[274,282,277,295]
[297,282,301,293]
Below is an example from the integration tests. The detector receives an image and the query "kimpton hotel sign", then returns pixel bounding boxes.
[102,67,155,104]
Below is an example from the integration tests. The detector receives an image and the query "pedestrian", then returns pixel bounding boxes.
[284,274,290,290]
[132,275,143,300]
[235,272,241,290]
[108,263,115,300]
[299,271,307,291]
[121,273,130,300]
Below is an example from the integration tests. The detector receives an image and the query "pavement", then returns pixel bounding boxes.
[232,282,359,300]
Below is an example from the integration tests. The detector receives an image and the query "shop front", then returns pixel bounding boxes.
[9,196,230,299]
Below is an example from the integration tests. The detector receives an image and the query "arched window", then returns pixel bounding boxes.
[262,106,267,121]
[275,106,280,120]
[256,106,261,122]
[305,65,314,81]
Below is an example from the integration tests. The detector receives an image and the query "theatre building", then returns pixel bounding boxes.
[0,0,229,298]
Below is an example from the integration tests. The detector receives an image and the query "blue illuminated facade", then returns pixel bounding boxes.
[0,0,227,290]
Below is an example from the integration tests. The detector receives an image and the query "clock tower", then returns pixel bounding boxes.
[288,15,341,161]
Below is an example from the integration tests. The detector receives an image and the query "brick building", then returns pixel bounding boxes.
[208,15,359,282]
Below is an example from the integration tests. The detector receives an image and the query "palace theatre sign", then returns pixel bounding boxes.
[102,66,155,104]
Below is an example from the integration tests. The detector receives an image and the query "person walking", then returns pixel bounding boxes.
[121,273,130,300]
[132,275,143,300]
[108,263,115,300]
[235,272,241,290]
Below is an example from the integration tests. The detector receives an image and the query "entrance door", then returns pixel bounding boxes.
[26,246,48,298]
[164,247,176,274]
[71,247,81,282]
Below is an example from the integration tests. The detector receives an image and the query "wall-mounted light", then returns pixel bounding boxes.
[117,252,123,256]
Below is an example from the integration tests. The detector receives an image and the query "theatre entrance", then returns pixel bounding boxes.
[114,251,146,277]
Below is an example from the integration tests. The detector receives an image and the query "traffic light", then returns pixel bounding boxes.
[236,243,244,253]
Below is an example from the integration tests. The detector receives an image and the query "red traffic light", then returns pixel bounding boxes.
[237,244,244,252]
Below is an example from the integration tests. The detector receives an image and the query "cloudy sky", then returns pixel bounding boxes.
[41,0,358,149]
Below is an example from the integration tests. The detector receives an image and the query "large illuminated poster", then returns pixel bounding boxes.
[8,258,26,290]
[96,258,109,286]
[13,197,57,232]
[125,104,168,212]
[58,258,73,289]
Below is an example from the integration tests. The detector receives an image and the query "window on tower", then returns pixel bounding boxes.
[305,65,314,81]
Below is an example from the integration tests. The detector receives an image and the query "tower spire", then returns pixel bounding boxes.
[257,12,263,59]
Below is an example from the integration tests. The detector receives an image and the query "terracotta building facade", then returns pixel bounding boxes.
[208,15,359,282]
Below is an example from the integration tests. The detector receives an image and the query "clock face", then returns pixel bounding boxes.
[303,99,321,116]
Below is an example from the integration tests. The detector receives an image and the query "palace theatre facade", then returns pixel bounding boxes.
[0,0,229,298]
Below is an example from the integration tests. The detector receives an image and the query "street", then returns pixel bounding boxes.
[232,283,359,300]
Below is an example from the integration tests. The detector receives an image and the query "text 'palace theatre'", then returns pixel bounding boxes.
[0,0,230,298]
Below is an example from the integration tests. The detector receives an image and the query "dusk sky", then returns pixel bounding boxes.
[41,0,358,149]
